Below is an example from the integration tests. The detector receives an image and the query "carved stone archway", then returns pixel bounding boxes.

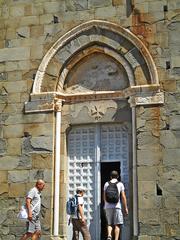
[24,20,164,239]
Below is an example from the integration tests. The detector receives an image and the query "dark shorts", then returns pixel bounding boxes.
[105,208,123,225]
[26,218,41,233]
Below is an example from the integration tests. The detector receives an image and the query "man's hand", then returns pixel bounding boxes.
[81,218,86,225]
[28,210,32,221]
[124,207,128,216]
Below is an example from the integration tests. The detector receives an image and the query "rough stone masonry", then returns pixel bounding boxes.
[0,0,180,239]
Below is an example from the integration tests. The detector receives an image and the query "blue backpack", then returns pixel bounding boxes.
[66,195,78,215]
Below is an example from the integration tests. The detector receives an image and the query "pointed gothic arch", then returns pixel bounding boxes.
[32,20,159,95]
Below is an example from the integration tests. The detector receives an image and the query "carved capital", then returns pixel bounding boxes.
[54,98,63,112]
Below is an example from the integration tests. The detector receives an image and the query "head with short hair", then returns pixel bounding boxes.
[110,170,119,179]
[36,179,45,191]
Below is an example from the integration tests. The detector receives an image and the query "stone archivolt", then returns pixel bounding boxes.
[25,20,163,113]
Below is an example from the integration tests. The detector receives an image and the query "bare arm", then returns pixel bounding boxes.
[26,198,32,221]
[121,191,128,215]
[103,191,106,202]
[78,204,85,224]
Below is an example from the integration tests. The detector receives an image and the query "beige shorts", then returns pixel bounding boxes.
[105,208,123,225]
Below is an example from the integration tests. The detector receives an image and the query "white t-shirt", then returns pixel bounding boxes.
[71,194,84,219]
[104,179,125,209]
[26,187,41,217]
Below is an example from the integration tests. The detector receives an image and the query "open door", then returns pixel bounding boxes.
[67,124,131,240]
[101,162,120,240]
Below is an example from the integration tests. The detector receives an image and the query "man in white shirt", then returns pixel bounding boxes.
[104,171,128,240]
[71,186,91,240]
[20,179,45,240]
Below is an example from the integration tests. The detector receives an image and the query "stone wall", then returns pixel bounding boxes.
[0,0,180,239]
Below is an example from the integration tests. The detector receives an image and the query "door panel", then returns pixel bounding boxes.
[100,125,130,240]
[67,124,130,240]
[67,126,97,240]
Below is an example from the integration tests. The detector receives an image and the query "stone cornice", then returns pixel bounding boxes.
[24,85,164,113]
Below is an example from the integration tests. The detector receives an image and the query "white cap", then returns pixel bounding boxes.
[76,186,86,192]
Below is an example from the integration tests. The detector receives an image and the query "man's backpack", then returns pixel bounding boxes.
[105,181,120,203]
[66,195,78,215]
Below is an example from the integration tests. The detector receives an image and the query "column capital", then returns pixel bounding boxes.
[54,98,63,112]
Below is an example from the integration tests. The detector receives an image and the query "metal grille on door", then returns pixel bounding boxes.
[68,127,96,223]
[67,124,130,240]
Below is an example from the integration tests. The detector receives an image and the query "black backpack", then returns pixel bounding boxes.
[105,181,120,203]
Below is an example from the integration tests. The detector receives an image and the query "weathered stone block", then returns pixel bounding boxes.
[65,0,88,11]
[5,113,51,125]
[7,71,22,82]
[44,2,64,13]
[8,170,29,183]
[139,209,160,225]
[160,209,178,224]
[0,139,7,155]
[3,124,24,138]
[0,171,7,183]
[0,47,30,62]
[0,156,19,170]
[0,72,7,81]
[0,183,8,195]
[1,80,27,93]
[160,180,180,196]
[30,44,43,60]
[10,6,24,17]
[24,123,53,137]
[16,26,30,38]
[39,14,53,25]
[112,0,123,6]
[20,16,39,26]
[30,25,44,38]
[95,6,117,19]
[9,183,26,197]
[137,149,162,166]
[30,137,53,152]
[162,80,177,92]
[88,0,112,8]
[138,181,156,196]
[169,115,180,130]
[137,166,158,181]
[139,223,165,236]
[148,1,164,12]
[137,132,160,150]
[163,149,180,166]
[160,130,178,148]
[7,138,22,155]
[17,155,32,170]
[165,196,180,208]
[32,153,52,169]
[5,60,30,72]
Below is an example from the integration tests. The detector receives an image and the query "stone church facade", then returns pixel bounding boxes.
[0,0,179,239]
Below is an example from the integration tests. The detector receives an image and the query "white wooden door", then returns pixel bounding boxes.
[67,126,99,240]
[67,124,130,240]
[100,125,130,240]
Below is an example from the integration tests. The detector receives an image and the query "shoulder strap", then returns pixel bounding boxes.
[31,201,39,211]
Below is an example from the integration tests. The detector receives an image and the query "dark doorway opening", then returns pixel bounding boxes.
[101,162,121,240]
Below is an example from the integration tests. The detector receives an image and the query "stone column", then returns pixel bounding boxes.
[52,99,62,240]
[128,97,138,238]
[132,106,138,237]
